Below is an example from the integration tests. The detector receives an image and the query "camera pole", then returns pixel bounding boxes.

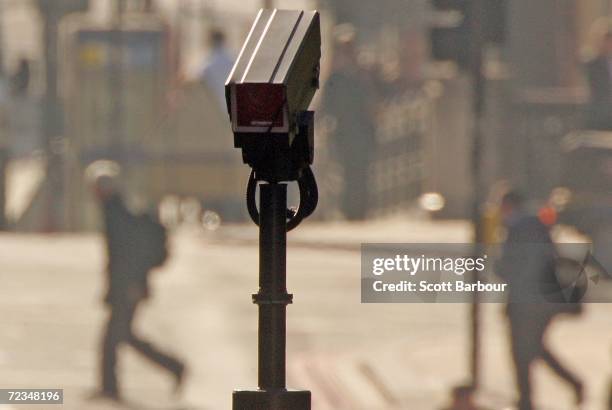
[468,0,485,389]
[0,0,6,231]
[233,182,311,410]
[257,182,289,389]
[226,10,320,408]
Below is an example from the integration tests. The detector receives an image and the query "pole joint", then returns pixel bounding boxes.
[252,293,293,305]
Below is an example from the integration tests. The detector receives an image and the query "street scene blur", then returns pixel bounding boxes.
[2,0,612,409]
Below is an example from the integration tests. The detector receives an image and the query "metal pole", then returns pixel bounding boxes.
[0,0,6,230]
[233,183,310,410]
[40,0,63,232]
[257,183,288,389]
[468,0,485,389]
[0,146,6,230]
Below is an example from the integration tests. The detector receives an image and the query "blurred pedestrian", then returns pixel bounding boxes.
[321,24,376,220]
[88,162,185,401]
[584,21,612,130]
[496,191,583,410]
[199,28,234,109]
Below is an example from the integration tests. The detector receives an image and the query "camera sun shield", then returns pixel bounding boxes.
[225,9,321,182]
[226,9,320,134]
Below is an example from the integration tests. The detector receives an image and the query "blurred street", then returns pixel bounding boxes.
[2,218,612,410]
[0,1,612,410]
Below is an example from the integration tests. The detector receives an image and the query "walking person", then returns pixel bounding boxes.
[321,24,377,220]
[89,164,185,400]
[496,191,583,410]
[198,28,235,110]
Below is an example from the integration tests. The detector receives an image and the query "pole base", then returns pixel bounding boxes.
[233,388,311,410]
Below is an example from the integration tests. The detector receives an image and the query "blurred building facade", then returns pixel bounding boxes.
[1,0,612,229]
[321,0,611,218]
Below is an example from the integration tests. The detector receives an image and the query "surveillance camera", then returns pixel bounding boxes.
[225,9,321,182]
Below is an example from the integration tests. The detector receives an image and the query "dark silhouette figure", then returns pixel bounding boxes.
[496,192,583,410]
[321,25,376,220]
[10,58,30,97]
[584,28,612,130]
[92,174,185,400]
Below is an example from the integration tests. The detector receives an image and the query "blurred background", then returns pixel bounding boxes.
[2,0,612,409]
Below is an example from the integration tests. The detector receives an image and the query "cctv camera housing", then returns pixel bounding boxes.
[225,9,321,181]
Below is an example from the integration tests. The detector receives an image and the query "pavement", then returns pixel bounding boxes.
[216,214,473,249]
[1,217,612,410]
